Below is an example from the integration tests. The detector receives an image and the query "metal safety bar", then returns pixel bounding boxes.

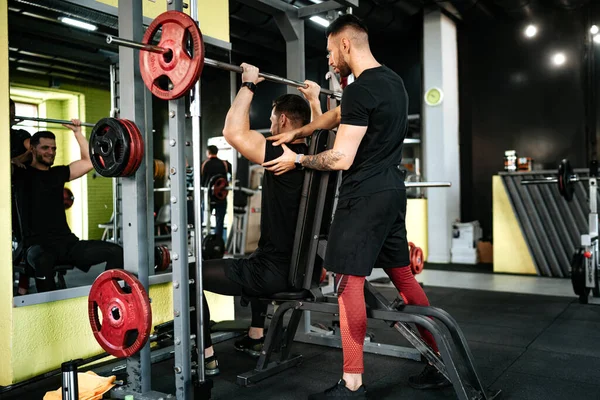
[14,116,96,128]
[106,35,343,100]
[522,176,588,185]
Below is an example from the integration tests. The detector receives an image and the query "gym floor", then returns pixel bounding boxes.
[6,269,600,400]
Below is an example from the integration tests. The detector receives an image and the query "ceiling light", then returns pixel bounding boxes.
[594,34,600,44]
[59,17,97,31]
[310,16,330,28]
[591,25,599,35]
[552,53,566,66]
[524,24,537,38]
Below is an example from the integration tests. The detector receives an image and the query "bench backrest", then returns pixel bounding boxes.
[288,130,340,290]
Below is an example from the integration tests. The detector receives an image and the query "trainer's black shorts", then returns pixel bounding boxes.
[324,189,410,276]
[225,252,289,296]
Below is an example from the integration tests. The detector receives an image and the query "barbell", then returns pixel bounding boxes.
[14,115,96,128]
[521,159,587,201]
[106,11,343,101]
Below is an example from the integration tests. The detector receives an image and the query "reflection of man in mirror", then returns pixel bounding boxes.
[12,121,124,293]
[201,145,230,239]
[10,99,32,240]
[9,99,31,166]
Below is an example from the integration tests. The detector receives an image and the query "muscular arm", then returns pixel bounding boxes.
[222,87,266,165]
[296,105,341,139]
[300,124,367,171]
[66,121,93,181]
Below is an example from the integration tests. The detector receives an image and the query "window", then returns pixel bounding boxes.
[14,102,39,135]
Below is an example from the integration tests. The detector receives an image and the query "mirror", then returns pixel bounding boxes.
[9,0,235,306]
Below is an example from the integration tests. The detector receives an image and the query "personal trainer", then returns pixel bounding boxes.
[12,120,124,293]
[198,64,313,376]
[265,14,449,399]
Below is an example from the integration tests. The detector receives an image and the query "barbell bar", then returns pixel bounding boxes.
[15,115,96,128]
[105,35,343,101]
[405,182,451,188]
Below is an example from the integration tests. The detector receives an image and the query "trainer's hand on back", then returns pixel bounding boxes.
[267,131,298,146]
[262,144,297,175]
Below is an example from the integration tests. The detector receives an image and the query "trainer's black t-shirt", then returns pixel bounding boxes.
[339,65,408,200]
[201,157,229,187]
[11,128,30,158]
[256,140,308,268]
[12,165,73,245]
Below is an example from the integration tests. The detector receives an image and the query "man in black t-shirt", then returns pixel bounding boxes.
[200,145,229,239]
[197,64,311,377]
[12,122,124,293]
[265,15,448,399]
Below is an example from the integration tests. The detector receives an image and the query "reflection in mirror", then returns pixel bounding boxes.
[9,0,125,301]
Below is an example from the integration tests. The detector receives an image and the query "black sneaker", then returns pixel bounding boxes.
[308,379,367,399]
[234,334,264,357]
[408,364,451,390]
[204,355,220,376]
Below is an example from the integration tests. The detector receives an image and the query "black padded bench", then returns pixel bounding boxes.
[13,245,75,291]
[237,130,501,400]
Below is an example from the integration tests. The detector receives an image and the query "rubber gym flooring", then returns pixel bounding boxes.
[5,285,600,399]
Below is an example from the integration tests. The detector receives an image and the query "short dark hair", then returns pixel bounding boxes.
[10,99,15,109]
[30,131,56,147]
[326,14,368,37]
[272,94,310,127]
[207,145,218,155]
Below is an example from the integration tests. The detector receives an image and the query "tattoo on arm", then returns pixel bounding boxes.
[301,150,344,171]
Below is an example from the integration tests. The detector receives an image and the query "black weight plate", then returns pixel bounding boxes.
[202,234,225,260]
[558,159,574,202]
[90,118,131,177]
[208,174,228,204]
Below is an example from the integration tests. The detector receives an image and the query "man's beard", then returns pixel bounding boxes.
[36,154,54,167]
[336,56,352,78]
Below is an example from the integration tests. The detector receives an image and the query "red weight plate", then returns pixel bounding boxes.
[88,270,152,358]
[140,11,205,100]
[161,246,171,271]
[409,242,424,275]
[116,119,137,177]
[120,119,145,176]
[213,177,228,201]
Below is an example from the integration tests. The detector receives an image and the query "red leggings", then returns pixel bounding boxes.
[337,266,438,374]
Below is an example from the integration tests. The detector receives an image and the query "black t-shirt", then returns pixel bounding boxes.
[256,140,308,268]
[201,157,229,187]
[339,65,408,200]
[12,165,73,245]
[11,128,30,158]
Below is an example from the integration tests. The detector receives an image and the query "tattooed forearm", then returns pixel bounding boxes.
[301,150,345,171]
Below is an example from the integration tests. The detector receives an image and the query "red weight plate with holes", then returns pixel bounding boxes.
[409,242,424,275]
[88,270,152,358]
[116,119,136,177]
[63,188,74,209]
[213,177,228,201]
[119,119,145,177]
[127,120,145,174]
[140,11,205,100]
[162,246,171,270]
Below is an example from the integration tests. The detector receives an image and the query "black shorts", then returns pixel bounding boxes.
[225,253,289,296]
[324,189,410,276]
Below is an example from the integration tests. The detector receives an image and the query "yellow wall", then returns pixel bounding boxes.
[492,176,537,274]
[406,199,428,261]
[95,0,230,42]
[11,283,174,381]
[1,0,232,385]
[0,0,13,384]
